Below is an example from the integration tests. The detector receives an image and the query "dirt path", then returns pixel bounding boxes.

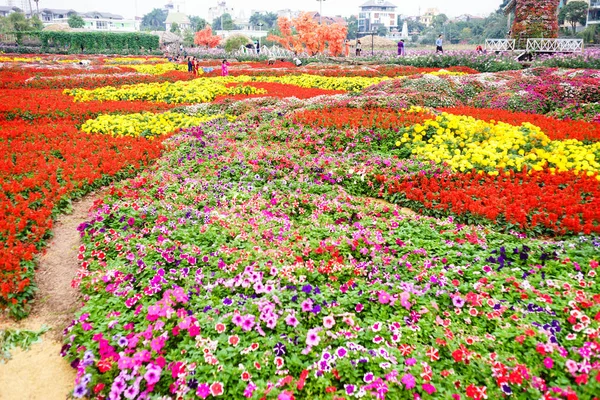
[0,193,100,400]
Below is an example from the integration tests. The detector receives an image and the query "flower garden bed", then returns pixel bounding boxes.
[0,55,598,399]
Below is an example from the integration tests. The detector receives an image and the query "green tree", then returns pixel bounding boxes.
[377,25,388,37]
[7,13,30,32]
[141,8,167,31]
[559,1,589,34]
[249,12,278,29]
[433,14,448,29]
[224,34,251,52]
[460,27,473,42]
[170,22,180,34]
[68,14,85,28]
[189,16,207,32]
[30,15,44,31]
[482,11,508,39]
[498,0,512,12]
[408,19,427,34]
[346,15,358,39]
[213,13,234,30]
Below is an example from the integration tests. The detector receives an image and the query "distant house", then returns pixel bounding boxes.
[419,8,439,27]
[40,8,77,22]
[38,8,136,32]
[165,12,191,31]
[453,14,484,23]
[590,0,600,25]
[358,0,398,33]
[0,6,22,17]
[305,11,347,25]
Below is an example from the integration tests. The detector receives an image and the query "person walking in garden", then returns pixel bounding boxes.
[397,39,405,56]
[193,57,200,76]
[356,40,362,56]
[187,56,193,73]
[221,59,230,76]
[344,39,350,57]
[436,35,443,53]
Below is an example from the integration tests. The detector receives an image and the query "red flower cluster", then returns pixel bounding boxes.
[379,169,600,235]
[293,107,434,129]
[440,106,600,142]
[0,72,169,317]
[1,69,195,90]
[0,89,176,122]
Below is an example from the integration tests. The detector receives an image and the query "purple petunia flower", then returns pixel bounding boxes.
[274,342,287,356]
[73,384,87,399]
[452,295,465,308]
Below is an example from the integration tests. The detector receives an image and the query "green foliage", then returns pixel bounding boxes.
[224,34,251,52]
[189,16,207,32]
[376,25,388,37]
[582,24,599,43]
[141,8,167,31]
[39,31,160,53]
[213,13,234,30]
[30,15,43,31]
[0,326,49,361]
[249,12,279,29]
[558,1,589,34]
[7,12,30,32]
[432,13,449,29]
[346,15,358,39]
[170,22,180,34]
[68,14,85,29]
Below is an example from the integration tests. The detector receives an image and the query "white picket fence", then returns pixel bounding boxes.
[233,45,295,58]
[485,38,583,53]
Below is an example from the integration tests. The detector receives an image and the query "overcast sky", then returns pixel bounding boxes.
[29,0,501,20]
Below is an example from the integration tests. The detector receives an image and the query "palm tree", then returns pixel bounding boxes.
[33,0,40,16]
[27,0,33,17]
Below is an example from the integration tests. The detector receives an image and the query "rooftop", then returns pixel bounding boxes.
[165,12,191,25]
[360,1,397,8]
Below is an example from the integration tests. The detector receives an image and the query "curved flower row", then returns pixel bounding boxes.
[81,111,229,138]
[396,113,600,176]
[65,78,266,104]
[63,121,600,400]
[120,63,190,75]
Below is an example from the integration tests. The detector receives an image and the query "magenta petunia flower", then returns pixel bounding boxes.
[306,328,320,347]
[422,383,436,394]
[543,357,554,369]
[285,314,299,327]
[196,383,210,399]
[401,373,416,390]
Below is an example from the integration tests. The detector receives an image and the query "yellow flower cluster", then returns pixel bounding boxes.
[65,77,264,104]
[397,113,600,176]
[426,70,470,77]
[81,111,226,138]
[105,57,165,64]
[0,56,41,62]
[121,63,190,75]
[253,74,389,92]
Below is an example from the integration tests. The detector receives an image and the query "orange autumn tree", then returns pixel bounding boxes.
[194,26,221,48]
[268,13,347,56]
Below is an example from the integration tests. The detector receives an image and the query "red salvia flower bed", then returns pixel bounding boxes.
[379,169,600,235]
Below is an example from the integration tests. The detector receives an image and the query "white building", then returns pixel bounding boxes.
[0,5,20,16]
[208,1,235,22]
[358,0,398,33]
[37,8,137,32]
[590,0,600,25]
